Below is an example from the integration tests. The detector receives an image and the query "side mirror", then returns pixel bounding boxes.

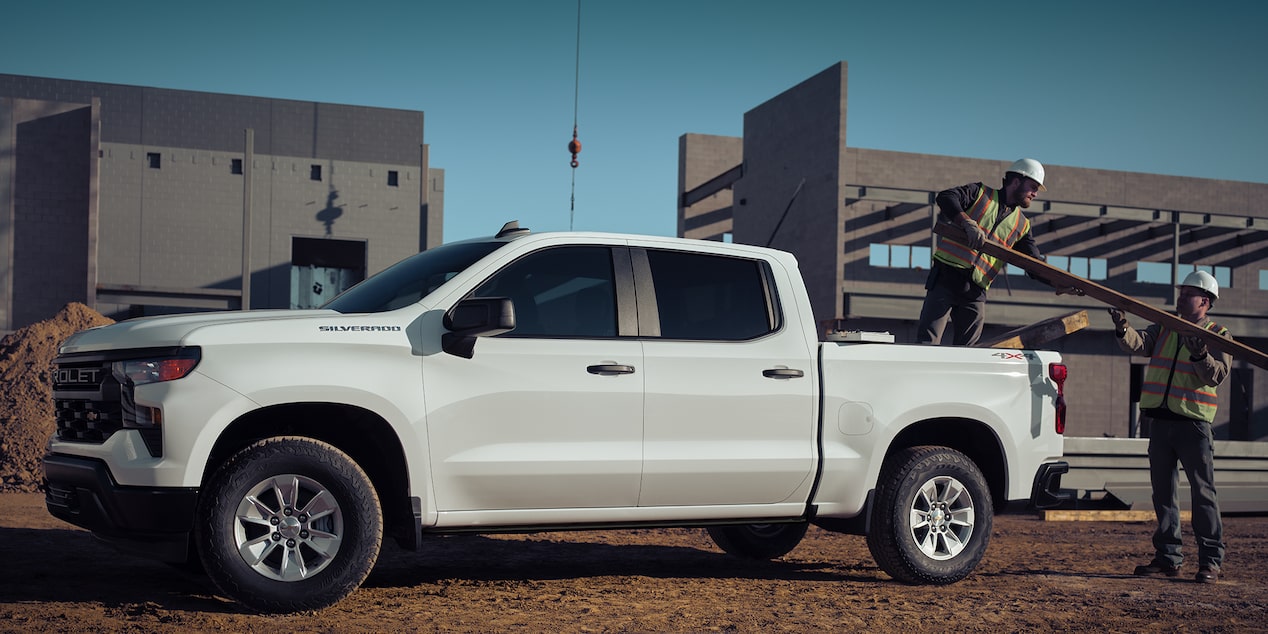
[441,297,516,358]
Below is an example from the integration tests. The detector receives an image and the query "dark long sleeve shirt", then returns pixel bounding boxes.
[936,182,1048,283]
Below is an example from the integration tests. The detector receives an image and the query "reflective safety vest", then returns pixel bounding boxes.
[932,185,1030,290]
[1139,320,1228,422]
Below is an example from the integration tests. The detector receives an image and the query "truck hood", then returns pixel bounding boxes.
[59,309,339,354]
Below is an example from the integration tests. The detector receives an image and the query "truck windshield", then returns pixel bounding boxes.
[322,241,504,313]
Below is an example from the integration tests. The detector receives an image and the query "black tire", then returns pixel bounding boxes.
[707,522,809,560]
[866,446,992,585]
[195,437,382,613]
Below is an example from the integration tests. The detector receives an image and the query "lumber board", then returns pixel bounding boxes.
[933,222,1268,369]
[1041,509,1190,522]
[977,310,1088,349]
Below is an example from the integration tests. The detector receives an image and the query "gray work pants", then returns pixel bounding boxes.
[915,263,986,346]
[1145,415,1225,569]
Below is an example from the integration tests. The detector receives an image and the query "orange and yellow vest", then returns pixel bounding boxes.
[1140,320,1228,422]
[932,185,1030,290]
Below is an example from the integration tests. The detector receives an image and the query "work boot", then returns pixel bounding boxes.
[1133,559,1180,577]
[1195,565,1221,584]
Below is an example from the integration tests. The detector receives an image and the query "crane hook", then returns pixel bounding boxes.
[569,126,582,168]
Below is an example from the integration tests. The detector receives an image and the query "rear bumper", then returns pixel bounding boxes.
[43,452,198,563]
[1029,460,1070,510]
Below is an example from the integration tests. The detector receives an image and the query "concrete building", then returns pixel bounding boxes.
[680,61,1268,442]
[0,74,442,331]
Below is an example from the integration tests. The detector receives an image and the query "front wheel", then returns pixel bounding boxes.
[866,446,992,584]
[707,522,809,560]
[196,437,383,613]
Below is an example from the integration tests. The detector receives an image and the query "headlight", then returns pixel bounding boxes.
[112,351,200,386]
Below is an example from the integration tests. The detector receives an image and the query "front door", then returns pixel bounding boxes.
[423,245,644,511]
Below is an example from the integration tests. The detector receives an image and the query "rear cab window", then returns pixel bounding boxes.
[644,249,779,340]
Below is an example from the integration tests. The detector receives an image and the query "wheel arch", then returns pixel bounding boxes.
[203,402,415,549]
[886,417,1007,513]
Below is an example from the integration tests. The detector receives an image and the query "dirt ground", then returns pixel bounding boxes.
[0,492,1265,633]
[4,306,1268,632]
[2,305,1268,628]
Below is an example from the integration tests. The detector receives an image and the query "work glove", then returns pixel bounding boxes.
[1182,334,1209,360]
[1108,308,1128,337]
[958,217,987,251]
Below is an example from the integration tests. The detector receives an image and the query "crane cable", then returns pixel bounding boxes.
[568,0,582,230]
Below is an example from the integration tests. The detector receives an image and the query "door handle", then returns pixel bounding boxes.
[587,364,635,375]
[762,368,804,379]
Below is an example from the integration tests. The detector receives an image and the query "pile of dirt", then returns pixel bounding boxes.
[0,303,114,492]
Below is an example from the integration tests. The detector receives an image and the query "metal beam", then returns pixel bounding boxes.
[844,185,933,206]
[1045,202,1104,218]
[1102,205,1156,222]
[682,163,743,208]
[97,284,242,310]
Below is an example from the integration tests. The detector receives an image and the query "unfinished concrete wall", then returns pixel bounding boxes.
[0,99,95,330]
[678,133,742,241]
[734,62,848,328]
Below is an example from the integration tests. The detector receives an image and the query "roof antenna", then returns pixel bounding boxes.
[568,0,582,230]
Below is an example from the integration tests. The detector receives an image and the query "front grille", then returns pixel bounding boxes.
[52,347,193,459]
[53,359,125,444]
[54,397,125,442]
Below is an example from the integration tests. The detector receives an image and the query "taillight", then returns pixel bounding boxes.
[1049,362,1067,435]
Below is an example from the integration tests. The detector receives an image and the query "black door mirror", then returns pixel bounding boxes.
[441,297,516,358]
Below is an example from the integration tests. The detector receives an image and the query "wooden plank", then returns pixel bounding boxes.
[933,222,1268,370]
[1042,509,1190,522]
[977,310,1089,349]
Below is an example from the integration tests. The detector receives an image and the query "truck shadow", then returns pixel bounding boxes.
[0,525,883,610]
[366,532,879,588]
[0,527,235,612]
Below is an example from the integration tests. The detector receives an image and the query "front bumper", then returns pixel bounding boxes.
[44,453,199,563]
[1029,460,1070,510]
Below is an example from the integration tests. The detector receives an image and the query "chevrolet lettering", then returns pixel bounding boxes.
[54,368,101,386]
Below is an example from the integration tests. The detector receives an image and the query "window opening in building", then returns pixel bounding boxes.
[1038,255,1107,280]
[310,165,322,181]
[147,152,161,169]
[868,243,931,269]
[1137,262,1230,288]
[231,158,243,175]
[387,170,399,187]
[290,237,366,309]
[1260,270,1268,291]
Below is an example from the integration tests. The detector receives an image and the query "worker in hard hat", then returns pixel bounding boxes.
[915,158,1074,346]
[1109,269,1231,584]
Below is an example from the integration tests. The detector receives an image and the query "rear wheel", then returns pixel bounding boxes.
[866,446,992,584]
[196,437,382,613]
[707,522,809,560]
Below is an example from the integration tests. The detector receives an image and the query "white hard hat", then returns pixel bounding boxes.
[1007,158,1046,191]
[1179,270,1219,300]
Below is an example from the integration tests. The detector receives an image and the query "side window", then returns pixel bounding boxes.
[472,246,616,338]
[646,250,775,340]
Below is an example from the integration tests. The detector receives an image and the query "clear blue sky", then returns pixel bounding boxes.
[4,1,1265,242]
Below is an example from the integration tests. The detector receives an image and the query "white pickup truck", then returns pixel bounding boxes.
[45,222,1069,613]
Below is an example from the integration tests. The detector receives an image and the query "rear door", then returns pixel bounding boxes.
[635,246,818,507]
